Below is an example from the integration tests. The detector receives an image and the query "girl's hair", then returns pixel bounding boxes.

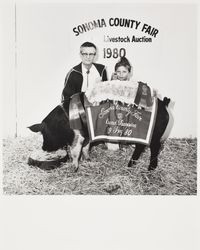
[114,57,132,72]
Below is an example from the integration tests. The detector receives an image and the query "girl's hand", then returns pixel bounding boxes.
[111,73,118,80]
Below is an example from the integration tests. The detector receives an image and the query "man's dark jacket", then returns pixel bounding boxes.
[62,63,108,102]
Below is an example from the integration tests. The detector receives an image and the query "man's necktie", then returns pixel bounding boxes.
[86,70,90,87]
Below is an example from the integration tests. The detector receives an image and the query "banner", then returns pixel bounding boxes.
[86,98,157,145]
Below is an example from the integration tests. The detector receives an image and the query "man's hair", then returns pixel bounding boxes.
[115,56,132,73]
[80,42,97,50]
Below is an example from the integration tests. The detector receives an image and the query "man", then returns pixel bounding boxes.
[61,42,108,102]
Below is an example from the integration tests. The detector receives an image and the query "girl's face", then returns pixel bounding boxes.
[115,66,130,81]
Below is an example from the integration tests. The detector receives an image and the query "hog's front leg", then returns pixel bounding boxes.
[82,142,90,161]
[70,130,84,172]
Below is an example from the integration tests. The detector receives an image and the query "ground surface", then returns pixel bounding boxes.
[2,135,197,195]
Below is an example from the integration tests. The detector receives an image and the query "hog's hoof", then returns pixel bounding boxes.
[81,155,91,162]
[74,167,79,173]
[148,164,157,171]
[70,164,79,173]
[148,166,157,171]
[148,159,158,171]
[128,160,136,168]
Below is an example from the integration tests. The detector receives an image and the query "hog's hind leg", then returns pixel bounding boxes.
[128,143,146,168]
[148,140,161,171]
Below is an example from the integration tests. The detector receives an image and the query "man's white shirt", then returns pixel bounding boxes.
[81,64,100,92]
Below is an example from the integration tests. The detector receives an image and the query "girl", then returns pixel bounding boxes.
[107,57,132,151]
[111,56,132,81]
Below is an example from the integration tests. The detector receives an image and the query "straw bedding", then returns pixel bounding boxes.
[2,135,197,195]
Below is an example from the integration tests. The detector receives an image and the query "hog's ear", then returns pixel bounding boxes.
[28,123,44,133]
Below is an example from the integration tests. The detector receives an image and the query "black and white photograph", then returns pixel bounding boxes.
[2,1,197,195]
[1,0,199,250]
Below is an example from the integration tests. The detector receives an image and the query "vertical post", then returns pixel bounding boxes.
[14,2,18,138]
